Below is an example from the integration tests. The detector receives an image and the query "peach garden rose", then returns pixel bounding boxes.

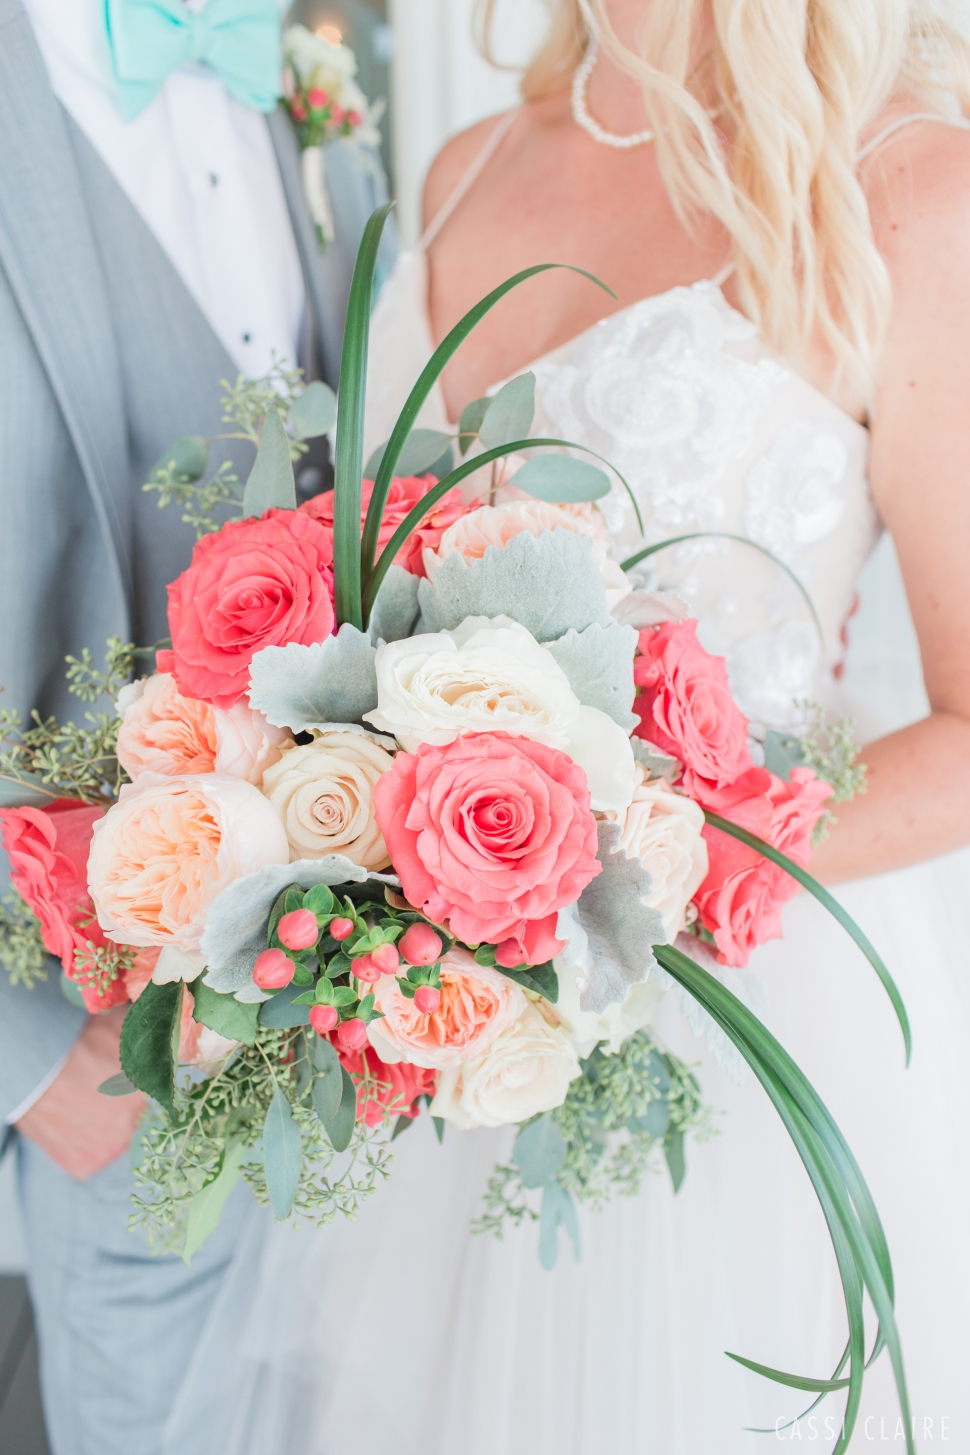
[116,673,291,784]
[88,773,289,952]
[367,947,526,1069]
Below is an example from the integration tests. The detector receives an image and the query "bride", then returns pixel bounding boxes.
[168,2,970,1450]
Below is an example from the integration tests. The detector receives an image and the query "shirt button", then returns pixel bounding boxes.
[242,332,252,343]
[208,172,219,186]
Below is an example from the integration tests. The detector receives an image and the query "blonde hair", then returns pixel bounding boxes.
[479,0,970,398]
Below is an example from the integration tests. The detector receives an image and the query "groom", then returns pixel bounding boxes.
[0,0,394,1450]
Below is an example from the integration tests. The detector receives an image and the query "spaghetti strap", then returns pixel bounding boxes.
[858,110,970,160]
[418,109,522,253]
[710,261,735,288]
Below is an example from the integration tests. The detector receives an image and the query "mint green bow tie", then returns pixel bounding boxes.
[104,0,282,121]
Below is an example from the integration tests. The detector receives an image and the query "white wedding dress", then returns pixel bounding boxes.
[166,115,970,1454]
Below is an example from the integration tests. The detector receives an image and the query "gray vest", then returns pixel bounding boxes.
[0,0,395,1119]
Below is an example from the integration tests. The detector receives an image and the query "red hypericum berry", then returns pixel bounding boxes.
[253,948,295,990]
[348,110,362,127]
[495,936,527,969]
[336,1017,368,1051]
[290,101,306,121]
[277,908,318,952]
[413,985,441,1015]
[309,1004,339,1036]
[331,104,345,124]
[307,86,328,108]
[330,917,355,942]
[352,954,381,984]
[398,923,443,966]
[370,942,400,975]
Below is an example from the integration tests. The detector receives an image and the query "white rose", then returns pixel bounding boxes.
[617,775,709,940]
[283,24,357,86]
[260,731,394,869]
[553,959,665,1057]
[423,499,631,610]
[363,616,637,813]
[430,1002,581,1130]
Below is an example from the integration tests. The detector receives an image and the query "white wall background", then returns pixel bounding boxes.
[388,0,547,244]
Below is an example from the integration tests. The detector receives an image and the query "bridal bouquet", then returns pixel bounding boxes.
[0,209,916,1450]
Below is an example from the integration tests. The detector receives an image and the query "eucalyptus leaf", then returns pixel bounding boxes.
[192,981,259,1046]
[539,1181,581,1270]
[513,1115,567,1189]
[147,434,209,486]
[263,1085,303,1219]
[258,983,311,1028]
[322,1068,357,1152]
[119,980,183,1113]
[478,373,535,449]
[182,1139,246,1266]
[290,381,337,440]
[242,407,297,517]
[97,1072,139,1097]
[365,429,454,481]
[764,728,808,781]
[311,1046,344,1124]
[432,1116,446,1143]
[391,1113,416,1140]
[458,397,490,454]
[664,1128,686,1192]
[510,453,610,504]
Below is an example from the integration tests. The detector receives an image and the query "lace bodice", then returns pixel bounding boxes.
[364,250,880,730]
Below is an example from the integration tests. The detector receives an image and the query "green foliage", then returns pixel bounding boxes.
[0,893,49,989]
[143,358,328,539]
[241,407,297,518]
[0,636,133,806]
[121,979,183,1114]
[129,1026,391,1254]
[72,940,136,999]
[473,1031,709,1241]
[797,705,868,846]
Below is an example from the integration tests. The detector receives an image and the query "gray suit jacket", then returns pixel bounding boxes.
[0,0,395,1120]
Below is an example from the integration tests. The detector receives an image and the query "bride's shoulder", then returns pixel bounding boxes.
[862,106,970,282]
[421,113,514,233]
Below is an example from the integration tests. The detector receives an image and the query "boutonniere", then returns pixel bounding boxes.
[282,24,386,248]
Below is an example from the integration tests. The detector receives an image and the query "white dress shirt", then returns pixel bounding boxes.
[24,0,305,379]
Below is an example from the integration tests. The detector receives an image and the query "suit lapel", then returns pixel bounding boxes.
[0,0,132,615]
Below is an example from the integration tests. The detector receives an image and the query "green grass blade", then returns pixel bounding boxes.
[333,202,395,629]
[360,263,616,580]
[620,533,823,645]
[702,810,911,1065]
[656,944,914,1454]
[361,436,619,624]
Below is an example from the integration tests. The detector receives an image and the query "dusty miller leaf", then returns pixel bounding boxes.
[248,625,378,732]
[368,564,420,645]
[545,622,638,729]
[418,529,612,642]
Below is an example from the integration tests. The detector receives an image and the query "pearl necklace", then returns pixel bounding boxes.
[571,39,655,149]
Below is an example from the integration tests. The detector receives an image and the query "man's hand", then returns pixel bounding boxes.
[15,1005,145,1180]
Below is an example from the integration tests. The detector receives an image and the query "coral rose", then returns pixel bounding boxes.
[332,1040,436,1126]
[166,509,335,708]
[633,619,752,796]
[0,800,128,1012]
[368,947,526,1069]
[260,731,394,868]
[372,732,601,962]
[694,765,832,967]
[87,773,289,952]
[430,1001,581,1129]
[300,476,474,578]
[116,673,290,784]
